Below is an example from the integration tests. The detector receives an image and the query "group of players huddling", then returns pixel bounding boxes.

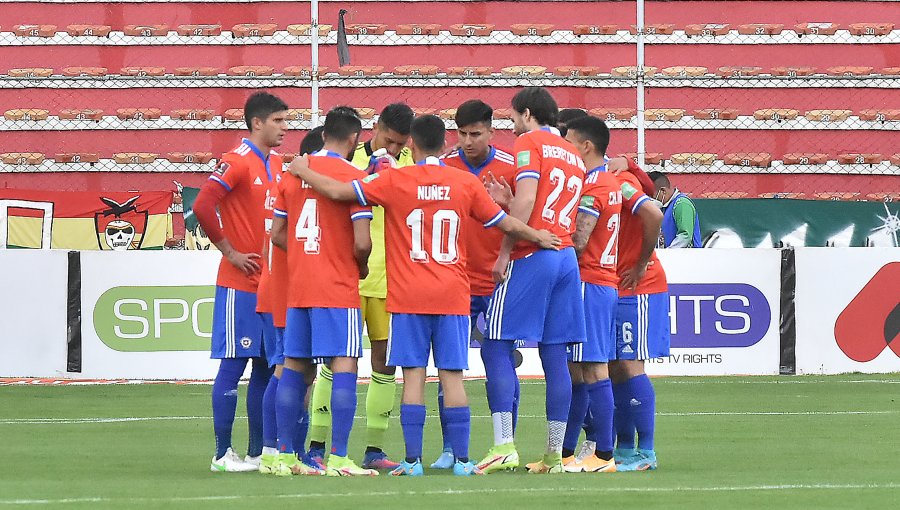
[194,86,669,477]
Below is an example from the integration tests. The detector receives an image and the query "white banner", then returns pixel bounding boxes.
[794,248,900,375]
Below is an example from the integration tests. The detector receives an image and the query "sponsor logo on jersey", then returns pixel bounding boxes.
[621,182,638,200]
[362,173,380,183]
[516,151,530,168]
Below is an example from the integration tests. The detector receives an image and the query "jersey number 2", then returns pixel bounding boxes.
[600,213,620,268]
[406,209,460,264]
[541,167,582,230]
[295,198,320,254]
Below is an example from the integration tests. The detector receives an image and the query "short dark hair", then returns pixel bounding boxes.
[558,108,588,137]
[647,171,670,188]
[455,99,493,128]
[299,126,325,155]
[244,91,288,131]
[377,103,414,136]
[323,106,362,142]
[565,115,610,155]
[410,114,446,153]
[511,87,558,127]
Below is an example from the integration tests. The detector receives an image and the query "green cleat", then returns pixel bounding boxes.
[525,453,565,474]
[476,443,520,474]
[258,453,279,475]
[326,455,379,477]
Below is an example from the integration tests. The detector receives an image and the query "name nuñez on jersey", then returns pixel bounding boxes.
[417,185,452,201]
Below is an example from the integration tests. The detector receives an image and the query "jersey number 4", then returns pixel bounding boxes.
[295,198,321,254]
[541,167,582,230]
[406,209,460,264]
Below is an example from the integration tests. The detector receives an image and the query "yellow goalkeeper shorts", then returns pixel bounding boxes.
[360,296,390,342]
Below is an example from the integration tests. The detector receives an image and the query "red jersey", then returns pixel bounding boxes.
[255,171,288,326]
[209,138,282,293]
[442,145,516,296]
[274,151,373,309]
[353,157,507,315]
[616,170,667,296]
[511,128,586,259]
[578,167,622,288]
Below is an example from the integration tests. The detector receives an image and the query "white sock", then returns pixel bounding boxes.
[492,412,514,445]
[262,446,278,456]
[547,420,566,454]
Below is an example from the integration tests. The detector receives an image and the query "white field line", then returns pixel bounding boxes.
[3,483,900,505]
[2,410,897,425]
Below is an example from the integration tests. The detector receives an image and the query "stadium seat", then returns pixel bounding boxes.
[170,109,215,120]
[166,152,214,163]
[769,66,817,77]
[345,24,388,35]
[837,153,883,164]
[867,192,899,202]
[445,66,494,76]
[881,67,900,75]
[826,66,874,76]
[286,24,332,37]
[611,66,658,77]
[737,23,784,35]
[782,153,829,165]
[283,66,325,77]
[794,22,839,35]
[621,152,665,165]
[58,109,104,120]
[448,24,495,36]
[176,24,222,37]
[3,109,49,121]
[815,192,861,201]
[227,66,275,77]
[231,24,277,37]
[412,108,437,116]
[589,107,636,121]
[554,66,603,77]
[438,108,457,120]
[661,66,708,77]
[758,192,807,199]
[355,108,376,119]
[753,108,800,121]
[1,152,45,165]
[223,109,244,121]
[493,108,512,119]
[670,153,717,165]
[285,109,318,121]
[723,152,773,167]
[336,66,384,77]
[500,66,547,77]
[683,23,731,36]
[174,67,220,76]
[692,108,740,120]
[572,24,618,35]
[120,67,166,77]
[805,109,853,121]
[66,24,111,37]
[644,108,685,121]
[123,24,169,36]
[393,65,439,76]
[630,24,676,35]
[54,153,100,163]
[116,108,162,120]
[892,154,900,166]
[700,191,749,198]
[7,68,53,78]
[394,24,441,36]
[61,67,108,77]
[848,23,894,36]
[857,109,900,121]
[510,24,556,36]
[13,24,57,37]
[113,153,158,164]
[716,66,763,77]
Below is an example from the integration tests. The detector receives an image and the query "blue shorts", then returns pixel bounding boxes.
[615,292,671,360]
[259,312,285,367]
[387,314,470,370]
[470,295,491,345]
[570,283,617,363]
[211,286,264,359]
[284,307,363,360]
[485,247,586,345]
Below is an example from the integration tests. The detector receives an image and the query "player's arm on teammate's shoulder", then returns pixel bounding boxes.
[606,156,629,175]
[352,217,372,279]
[287,154,357,201]
[621,194,663,290]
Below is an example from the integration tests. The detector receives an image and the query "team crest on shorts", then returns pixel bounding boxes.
[95,196,148,251]
[240,337,253,349]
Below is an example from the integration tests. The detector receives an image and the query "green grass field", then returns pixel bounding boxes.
[2,374,899,509]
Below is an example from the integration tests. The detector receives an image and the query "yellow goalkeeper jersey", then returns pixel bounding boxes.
[351,141,415,298]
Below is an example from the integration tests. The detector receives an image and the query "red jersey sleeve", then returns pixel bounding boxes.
[578,182,605,218]
[209,153,247,192]
[353,170,393,207]
[513,135,542,183]
[620,172,652,216]
[467,174,507,227]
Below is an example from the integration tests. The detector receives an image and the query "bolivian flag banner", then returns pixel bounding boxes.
[0,189,172,250]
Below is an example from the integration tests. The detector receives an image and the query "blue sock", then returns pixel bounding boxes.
[626,374,656,451]
[539,343,572,422]
[583,409,597,442]
[212,358,247,459]
[563,383,589,452]
[437,383,451,450]
[511,350,521,432]
[400,403,426,462]
[262,374,279,449]
[293,410,309,455]
[587,379,615,454]
[481,339,516,414]
[444,406,471,462]
[612,381,635,449]
[275,367,307,454]
[246,358,271,457]
[330,371,357,458]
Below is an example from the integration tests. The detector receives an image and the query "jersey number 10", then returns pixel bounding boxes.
[406,209,460,264]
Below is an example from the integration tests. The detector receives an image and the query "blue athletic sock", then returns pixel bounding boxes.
[626,374,656,451]
[583,409,597,443]
[437,383,451,450]
[293,410,309,455]
[587,379,615,453]
[444,406,471,462]
[330,371,358,458]
[212,358,247,459]
[481,339,516,414]
[612,381,635,449]
[262,374,279,449]
[539,343,572,423]
[246,358,271,457]
[512,351,521,432]
[563,383,589,452]
[275,367,307,454]
[400,404,426,462]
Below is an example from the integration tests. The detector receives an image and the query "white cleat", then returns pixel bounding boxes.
[243,455,261,468]
[210,448,258,473]
[576,440,596,461]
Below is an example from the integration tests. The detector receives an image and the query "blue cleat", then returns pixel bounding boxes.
[453,460,483,476]
[300,451,325,471]
[430,449,455,469]
[307,447,326,468]
[390,459,424,477]
[617,449,657,471]
[614,447,639,465]
[362,451,400,470]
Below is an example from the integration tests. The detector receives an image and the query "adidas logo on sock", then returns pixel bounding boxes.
[315,405,329,413]
[629,398,642,407]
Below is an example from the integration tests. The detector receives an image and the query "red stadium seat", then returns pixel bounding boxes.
[630,24,675,35]
[661,66,707,77]
[782,153,829,165]
[880,67,900,75]
[670,153,717,165]
[123,24,169,37]
[393,65,439,76]
[120,67,166,77]
[493,108,512,119]
[13,24,57,37]
[700,191,749,199]
[753,108,800,121]
[223,109,244,122]
[867,192,899,202]
[116,108,162,120]
[448,24,494,36]
[737,23,784,35]
[848,23,893,36]
[510,24,556,36]
[856,109,900,121]
[66,24,111,37]
[500,66,547,77]
[176,24,222,37]
[174,67,220,76]
[644,108,685,121]
[683,23,731,36]
[621,152,665,165]
[283,66,328,77]
[345,24,388,35]
[1,152,45,165]
[769,66,817,77]
[805,109,852,122]
[285,109,318,121]
[723,152,773,168]
[231,24,277,37]
[412,108,437,116]
[826,66,874,77]
[58,109,104,120]
[7,68,53,78]
[4,109,49,121]
[166,152,214,163]
[692,108,740,120]
[394,24,442,35]
[611,66,658,77]
[758,192,807,199]
[355,108,377,119]
[794,22,838,35]
[892,154,900,166]
[438,109,457,120]
[62,67,108,77]
[554,66,603,77]
[286,24,332,37]
[170,109,215,121]
[445,66,493,77]
[337,66,384,77]
[227,66,274,77]
[573,25,618,35]
[837,153,883,165]
[113,153,158,164]
[815,192,860,201]
[716,66,763,77]
[55,153,100,163]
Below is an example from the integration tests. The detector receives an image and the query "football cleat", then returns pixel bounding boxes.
[617,449,657,471]
[576,440,596,461]
[525,453,565,474]
[307,447,326,467]
[326,455,379,476]
[275,452,324,476]
[476,444,519,474]
[563,455,617,473]
[243,455,261,468]
[258,453,279,474]
[614,447,639,465]
[300,451,326,471]
[362,450,400,470]
[390,459,424,476]
[453,460,484,476]
[210,448,258,473]
[430,448,456,469]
